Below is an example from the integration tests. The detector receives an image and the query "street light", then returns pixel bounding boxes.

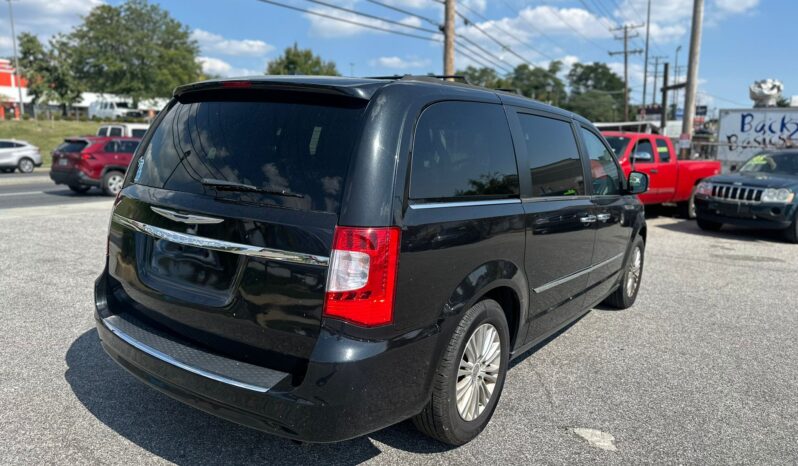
[6,0,24,118]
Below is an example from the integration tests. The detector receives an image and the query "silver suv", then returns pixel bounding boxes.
[0,139,42,173]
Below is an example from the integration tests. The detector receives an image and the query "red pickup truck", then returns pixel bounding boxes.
[602,131,721,218]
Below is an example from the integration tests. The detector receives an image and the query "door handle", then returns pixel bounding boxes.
[597,213,612,222]
[650,169,659,174]
[579,215,597,224]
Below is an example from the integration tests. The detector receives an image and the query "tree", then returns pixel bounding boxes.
[266,44,339,76]
[456,66,510,89]
[69,0,200,104]
[18,33,83,115]
[566,90,619,122]
[510,61,566,105]
[567,62,626,109]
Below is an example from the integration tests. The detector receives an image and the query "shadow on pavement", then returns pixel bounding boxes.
[65,329,451,465]
[43,189,108,198]
[652,217,787,244]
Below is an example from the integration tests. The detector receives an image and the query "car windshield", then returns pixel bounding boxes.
[604,136,630,158]
[739,152,798,176]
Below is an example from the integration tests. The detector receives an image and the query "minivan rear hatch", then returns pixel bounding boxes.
[106,86,367,374]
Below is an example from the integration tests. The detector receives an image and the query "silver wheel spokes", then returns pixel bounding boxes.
[626,247,642,297]
[20,159,33,172]
[456,323,501,422]
[108,175,123,194]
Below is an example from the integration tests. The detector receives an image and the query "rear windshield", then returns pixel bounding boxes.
[131,129,147,138]
[132,96,365,213]
[57,141,88,153]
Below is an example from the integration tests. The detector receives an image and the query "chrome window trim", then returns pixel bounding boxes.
[533,252,625,294]
[409,198,521,209]
[102,318,270,393]
[112,213,329,266]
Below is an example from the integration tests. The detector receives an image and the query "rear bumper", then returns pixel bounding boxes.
[94,269,439,443]
[50,169,100,187]
[695,198,795,229]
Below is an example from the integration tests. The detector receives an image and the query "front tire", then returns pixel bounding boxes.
[783,214,798,244]
[603,235,645,309]
[678,187,697,219]
[17,157,34,173]
[413,299,510,445]
[101,170,124,196]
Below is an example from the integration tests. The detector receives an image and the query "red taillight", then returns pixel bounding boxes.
[323,226,400,327]
[222,81,252,88]
[81,152,94,160]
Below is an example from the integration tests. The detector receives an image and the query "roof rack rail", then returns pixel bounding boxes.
[365,74,472,85]
[496,88,522,95]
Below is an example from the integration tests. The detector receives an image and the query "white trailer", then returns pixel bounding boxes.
[717,107,798,171]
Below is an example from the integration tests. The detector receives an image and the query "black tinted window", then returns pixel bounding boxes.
[633,139,655,163]
[131,129,147,138]
[133,97,365,213]
[118,141,139,153]
[518,114,584,197]
[410,102,518,201]
[98,127,109,137]
[57,141,88,153]
[581,128,622,196]
[0,142,11,148]
[109,127,123,137]
[104,141,119,152]
[655,139,671,162]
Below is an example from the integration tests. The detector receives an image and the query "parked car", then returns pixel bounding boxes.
[94,76,649,445]
[49,136,140,195]
[603,131,721,217]
[0,139,42,173]
[695,150,798,242]
[88,100,142,120]
[97,123,149,138]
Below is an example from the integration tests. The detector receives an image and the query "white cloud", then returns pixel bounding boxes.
[0,0,102,56]
[196,56,260,77]
[715,0,759,14]
[370,56,430,69]
[191,29,273,57]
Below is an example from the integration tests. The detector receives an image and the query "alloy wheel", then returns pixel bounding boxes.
[18,159,33,173]
[456,323,501,422]
[626,246,642,297]
[107,174,124,194]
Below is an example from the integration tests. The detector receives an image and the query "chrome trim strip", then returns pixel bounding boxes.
[112,214,329,266]
[533,252,625,294]
[150,206,224,224]
[409,199,521,210]
[103,318,270,393]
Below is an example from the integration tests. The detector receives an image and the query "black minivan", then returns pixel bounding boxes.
[95,76,649,445]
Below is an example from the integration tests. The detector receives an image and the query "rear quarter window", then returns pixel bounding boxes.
[132,96,366,213]
[57,141,88,153]
[410,101,519,201]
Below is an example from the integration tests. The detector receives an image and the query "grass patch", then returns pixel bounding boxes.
[0,120,109,166]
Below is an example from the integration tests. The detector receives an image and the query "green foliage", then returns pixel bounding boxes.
[69,0,200,104]
[456,66,510,89]
[18,32,83,114]
[565,90,619,122]
[567,62,625,107]
[266,43,339,76]
[510,61,567,105]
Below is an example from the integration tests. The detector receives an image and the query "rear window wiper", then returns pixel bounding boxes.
[200,178,304,198]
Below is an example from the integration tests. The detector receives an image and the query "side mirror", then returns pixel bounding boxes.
[627,171,649,195]
[632,151,653,162]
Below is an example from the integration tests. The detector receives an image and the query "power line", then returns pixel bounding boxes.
[303,0,441,35]
[541,2,609,53]
[609,23,644,120]
[458,35,516,72]
[365,0,439,27]
[454,1,558,62]
[255,0,440,42]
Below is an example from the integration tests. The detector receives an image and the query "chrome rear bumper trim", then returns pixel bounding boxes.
[112,213,329,266]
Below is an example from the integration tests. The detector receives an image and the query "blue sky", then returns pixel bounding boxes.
[0,0,787,113]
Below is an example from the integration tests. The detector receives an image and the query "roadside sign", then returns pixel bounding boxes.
[696,105,708,116]
[678,133,691,149]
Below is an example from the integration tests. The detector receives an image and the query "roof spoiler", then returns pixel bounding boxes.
[173,79,374,101]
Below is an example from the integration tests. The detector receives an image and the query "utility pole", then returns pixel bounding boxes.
[682,0,705,153]
[443,0,455,78]
[673,45,682,117]
[641,0,652,119]
[649,55,667,109]
[660,62,669,131]
[609,24,644,121]
[7,0,24,118]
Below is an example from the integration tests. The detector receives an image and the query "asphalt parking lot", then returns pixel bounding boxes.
[1,193,797,464]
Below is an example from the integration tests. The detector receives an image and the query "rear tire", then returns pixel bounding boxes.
[603,235,645,309]
[17,157,34,173]
[677,188,697,219]
[101,170,124,196]
[697,217,723,232]
[68,184,91,194]
[413,299,510,445]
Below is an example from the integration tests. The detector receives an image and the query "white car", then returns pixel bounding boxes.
[88,101,142,120]
[97,123,149,138]
[0,139,42,173]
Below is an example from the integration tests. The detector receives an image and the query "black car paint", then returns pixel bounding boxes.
[696,171,798,229]
[95,76,646,442]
